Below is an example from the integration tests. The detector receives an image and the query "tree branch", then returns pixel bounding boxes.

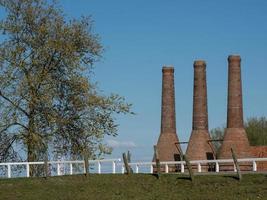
[0,122,28,133]
[0,90,30,117]
[0,135,18,161]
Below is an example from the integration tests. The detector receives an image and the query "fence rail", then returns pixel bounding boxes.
[0,159,121,178]
[118,158,267,174]
[0,157,266,179]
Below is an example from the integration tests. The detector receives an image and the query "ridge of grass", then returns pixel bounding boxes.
[0,174,266,200]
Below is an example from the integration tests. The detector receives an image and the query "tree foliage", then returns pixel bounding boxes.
[0,0,132,171]
[210,126,225,154]
[245,117,267,146]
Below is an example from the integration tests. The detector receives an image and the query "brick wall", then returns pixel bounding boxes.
[251,146,267,171]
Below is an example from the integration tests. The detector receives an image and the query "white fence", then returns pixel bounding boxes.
[0,157,266,179]
[120,158,267,174]
[0,159,121,178]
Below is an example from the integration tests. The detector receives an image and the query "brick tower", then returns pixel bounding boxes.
[186,61,215,164]
[219,55,252,162]
[155,67,182,163]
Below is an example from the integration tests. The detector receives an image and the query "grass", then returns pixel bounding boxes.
[0,173,266,200]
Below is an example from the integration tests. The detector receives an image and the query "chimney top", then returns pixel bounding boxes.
[194,60,206,68]
[228,55,241,62]
[162,66,174,73]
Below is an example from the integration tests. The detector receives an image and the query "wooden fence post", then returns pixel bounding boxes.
[231,148,242,181]
[183,154,194,182]
[84,152,89,177]
[127,151,133,173]
[127,151,131,163]
[154,145,161,179]
[122,152,133,174]
[44,155,49,179]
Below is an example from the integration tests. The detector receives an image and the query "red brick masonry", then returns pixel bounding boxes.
[186,61,215,163]
[155,67,182,164]
[219,55,252,162]
[251,146,267,171]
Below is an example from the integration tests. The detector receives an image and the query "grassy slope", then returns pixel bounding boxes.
[0,174,266,200]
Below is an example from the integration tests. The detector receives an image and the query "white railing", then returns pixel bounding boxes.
[0,158,121,178]
[1,157,266,178]
[119,158,267,174]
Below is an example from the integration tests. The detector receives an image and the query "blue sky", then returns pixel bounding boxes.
[1,0,267,162]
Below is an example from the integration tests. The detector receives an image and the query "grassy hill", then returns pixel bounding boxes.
[0,174,266,200]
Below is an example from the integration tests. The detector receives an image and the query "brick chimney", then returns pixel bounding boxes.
[154,67,182,164]
[186,61,215,164]
[219,55,252,162]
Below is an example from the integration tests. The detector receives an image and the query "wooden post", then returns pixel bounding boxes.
[183,155,194,182]
[231,148,242,181]
[84,152,89,177]
[127,151,133,173]
[44,155,49,179]
[154,145,161,179]
[122,153,132,174]
[127,151,131,163]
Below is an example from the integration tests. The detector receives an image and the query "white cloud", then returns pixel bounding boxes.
[107,139,137,148]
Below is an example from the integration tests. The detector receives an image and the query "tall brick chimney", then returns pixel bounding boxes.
[154,67,182,163]
[186,61,215,163]
[219,55,251,161]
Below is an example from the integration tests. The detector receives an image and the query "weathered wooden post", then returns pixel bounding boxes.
[231,148,242,181]
[127,151,133,173]
[127,151,131,163]
[154,145,161,179]
[44,155,49,179]
[183,154,194,182]
[122,152,132,174]
[83,152,89,177]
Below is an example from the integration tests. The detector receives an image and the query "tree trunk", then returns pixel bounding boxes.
[27,124,38,176]
[27,96,38,177]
